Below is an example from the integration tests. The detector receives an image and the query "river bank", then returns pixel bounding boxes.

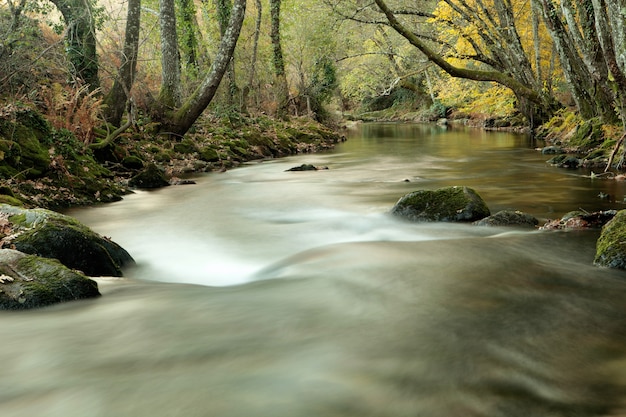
[348,103,626,175]
[0,106,345,210]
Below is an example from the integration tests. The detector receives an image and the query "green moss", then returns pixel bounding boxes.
[155,151,174,162]
[595,210,626,269]
[121,155,144,169]
[391,186,490,222]
[173,139,198,154]
[14,255,100,308]
[14,108,51,139]
[570,118,604,150]
[0,195,23,206]
[1,125,50,178]
[8,213,27,226]
[198,146,219,162]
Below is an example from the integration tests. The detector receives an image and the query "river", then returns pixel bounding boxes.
[1,123,626,416]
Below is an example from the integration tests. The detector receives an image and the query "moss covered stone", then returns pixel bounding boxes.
[391,186,491,222]
[570,118,604,151]
[0,249,100,310]
[595,210,626,269]
[1,204,134,276]
[173,139,199,154]
[473,210,538,227]
[128,163,170,189]
[121,155,145,169]
[198,146,220,162]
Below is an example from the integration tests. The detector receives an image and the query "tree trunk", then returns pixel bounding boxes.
[158,0,182,109]
[592,0,626,125]
[270,0,289,117]
[178,0,200,70]
[530,1,542,82]
[215,0,239,105]
[103,0,141,126]
[49,0,100,91]
[534,0,618,122]
[163,0,246,136]
[241,0,263,112]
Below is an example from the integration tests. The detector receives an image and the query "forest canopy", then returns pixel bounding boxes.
[1,0,626,134]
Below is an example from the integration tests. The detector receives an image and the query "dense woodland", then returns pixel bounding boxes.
[1,0,626,207]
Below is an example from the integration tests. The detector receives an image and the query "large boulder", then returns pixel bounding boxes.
[474,210,538,227]
[0,204,134,276]
[594,210,626,269]
[390,186,490,222]
[0,249,100,310]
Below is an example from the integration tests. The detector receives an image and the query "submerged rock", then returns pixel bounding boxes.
[595,210,626,269]
[285,164,328,172]
[541,146,565,155]
[390,186,490,222]
[0,204,134,276]
[0,249,100,310]
[541,210,617,230]
[474,210,538,227]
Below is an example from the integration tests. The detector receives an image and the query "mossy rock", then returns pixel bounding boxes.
[198,146,220,162]
[390,186,491,222]
[0,249,100,310]
[0,108,54,178]
[173,139,198,154]
[121,155,144,169]
[128,163,170,189]
[570,118,604,150]
[547,154,580,168]
[0,126,50,179]
[284,128,319,143]
[473,210,538,227]
[595,210,626,269]
[0,204,134,276]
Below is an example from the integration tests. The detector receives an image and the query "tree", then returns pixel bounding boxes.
[158,0,183,109]
[241,0,263,112]
[215,0,239,105]
[369,0,558,126]
[103,0,141,126]
[49,0,100,91]
[270,0,289,117]
[178,0,200,70]
[159,0,247,136]
[533,0,618,123]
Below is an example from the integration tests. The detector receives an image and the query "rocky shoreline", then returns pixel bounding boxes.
[0,107,345,210]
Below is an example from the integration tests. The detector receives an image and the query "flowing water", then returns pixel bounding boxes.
[2,123,626,416]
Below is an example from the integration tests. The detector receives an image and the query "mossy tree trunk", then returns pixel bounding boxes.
[158,0,182,111]
[534,0,619,123]
[159,0,246,137]
[103,0,141,126]
[241,0,263,112]
[270,0,289,118]
[177,0,200,71]
[215,0,239,106]
[49,0,100,92]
